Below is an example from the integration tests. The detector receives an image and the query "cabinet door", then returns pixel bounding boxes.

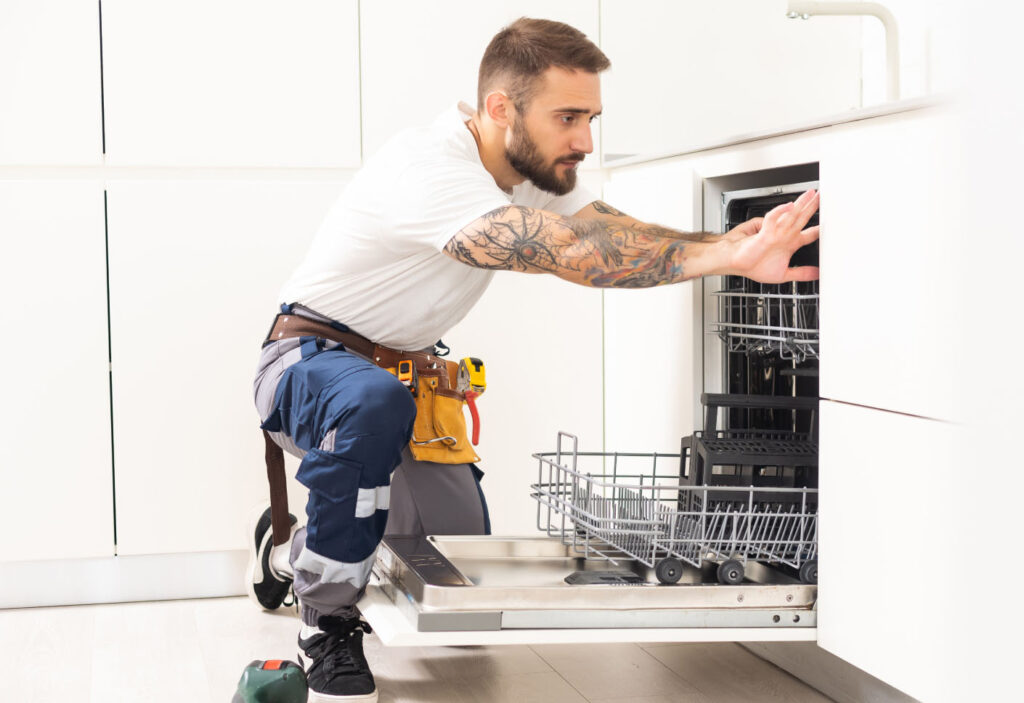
[601,161,703,452]
[106,180,343,555]
[600,0,861,162]
[819,109,961,420]
[817,400,957,702]
[359,1,600,164]
[0,0,103,165]
[0,181,113,561]
[100,1,360,168]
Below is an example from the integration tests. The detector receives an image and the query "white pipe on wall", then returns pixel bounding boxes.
[787,1,901,102]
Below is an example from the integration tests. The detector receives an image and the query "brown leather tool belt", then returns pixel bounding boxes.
[265,312,455,387]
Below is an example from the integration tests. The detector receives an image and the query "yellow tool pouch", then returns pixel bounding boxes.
[408,366,479,464]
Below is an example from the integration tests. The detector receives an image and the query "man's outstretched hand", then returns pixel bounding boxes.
[724,189,820,283]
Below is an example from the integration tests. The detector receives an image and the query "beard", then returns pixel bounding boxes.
[505,117,584,196]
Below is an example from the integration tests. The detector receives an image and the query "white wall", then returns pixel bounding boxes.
[360,0,601,166]
[100,0,362,168]
[859,0,965,103]
[600,0,862,161]
[0,0,103,165]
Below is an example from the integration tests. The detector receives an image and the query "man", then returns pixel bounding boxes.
[251,17,819,703]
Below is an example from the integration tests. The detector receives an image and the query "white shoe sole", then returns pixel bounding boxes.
[245,503,295,610]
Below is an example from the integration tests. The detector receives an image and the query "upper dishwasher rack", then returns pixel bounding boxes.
[711,280,819,362]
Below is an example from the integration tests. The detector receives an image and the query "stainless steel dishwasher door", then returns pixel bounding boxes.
[360,535,817,646]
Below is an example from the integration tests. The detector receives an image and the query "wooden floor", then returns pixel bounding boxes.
[0,597,833,702]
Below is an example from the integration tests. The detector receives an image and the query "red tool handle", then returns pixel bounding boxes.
[465,390,480,445]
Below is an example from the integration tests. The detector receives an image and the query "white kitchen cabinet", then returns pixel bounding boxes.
[599,0,861,162]
[819,108,961,420]
[0,0,103,165]
[105,179,344,555]
[601,160,704,451]
[359,1,601,166]
[100,1,361,168]
[0,180,113,561]
[817,399,957,703]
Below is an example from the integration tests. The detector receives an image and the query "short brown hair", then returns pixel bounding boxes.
[477,17,610,112]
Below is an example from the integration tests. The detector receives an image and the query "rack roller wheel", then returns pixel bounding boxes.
[799,559,818,584]
[655,558,683,584]
[717,559,745,585]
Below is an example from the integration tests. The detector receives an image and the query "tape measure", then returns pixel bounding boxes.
[457,357,486,393]
[385,359,417,394]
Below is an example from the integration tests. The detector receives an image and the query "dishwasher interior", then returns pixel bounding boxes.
[369,165,822,638]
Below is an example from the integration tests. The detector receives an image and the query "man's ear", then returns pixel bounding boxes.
[484,90,513,129]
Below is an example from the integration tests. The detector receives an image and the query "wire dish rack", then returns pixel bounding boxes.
[531,433,818,585]
[711,280,819,362]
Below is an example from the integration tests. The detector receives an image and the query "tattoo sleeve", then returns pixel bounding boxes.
[592,200,629,217]
[636,222,719,242]
[591,201,718,242]
[443,205,710,288]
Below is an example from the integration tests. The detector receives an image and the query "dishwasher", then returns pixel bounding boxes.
[361,174,822,645]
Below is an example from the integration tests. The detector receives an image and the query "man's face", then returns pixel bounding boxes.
[504,67,602,195]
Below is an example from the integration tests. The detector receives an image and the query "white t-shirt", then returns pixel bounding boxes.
[278,102,596,350]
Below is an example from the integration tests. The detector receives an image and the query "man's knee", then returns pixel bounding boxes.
[311,367,416,487]
[356,370,417,429]
[324,367,417,443]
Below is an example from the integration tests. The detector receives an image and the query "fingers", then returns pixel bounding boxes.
[764,201,793,227]
[764,190,819,237]
[800,225,820,244]
[792,189,819,230]
[731,217,763,238]
[742,216,764,236]
[793,188,816,209]
[783,265,820,282]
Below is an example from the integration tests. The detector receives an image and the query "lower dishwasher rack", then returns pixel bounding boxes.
[362,432,818,646]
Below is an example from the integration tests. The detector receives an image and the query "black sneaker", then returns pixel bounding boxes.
[246,505,297,610]
[299,616,377,702]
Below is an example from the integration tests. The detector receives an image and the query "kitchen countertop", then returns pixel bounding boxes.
[602,94,952,169]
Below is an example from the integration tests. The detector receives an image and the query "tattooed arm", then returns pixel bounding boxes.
[575,200,765,244]
[574,200,721,242]
[444,205,717,288]
[443,190,820,288]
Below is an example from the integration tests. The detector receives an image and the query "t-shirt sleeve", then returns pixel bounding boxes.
[387,158,512,253]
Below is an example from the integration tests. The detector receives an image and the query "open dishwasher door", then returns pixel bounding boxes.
[359,433,818,647]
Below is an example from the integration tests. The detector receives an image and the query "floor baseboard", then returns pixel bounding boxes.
[0,550,248,609]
